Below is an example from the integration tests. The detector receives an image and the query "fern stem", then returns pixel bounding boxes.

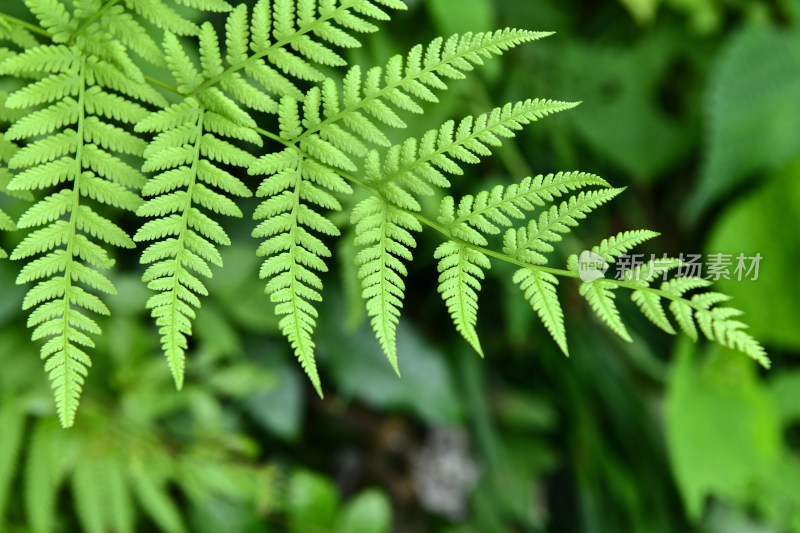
[189,0,363,97]
[255,126,291,148]
[0,12,51,37]
[67,0,122,44]
[143,75,182,96]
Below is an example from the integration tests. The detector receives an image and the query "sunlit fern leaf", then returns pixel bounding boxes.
[591,229,660,262]
[1,40,150,427]
[135,45,256,389]
[504,188,624,265]
[656,276,770,367]
[0,15,39,49]
[579,279,632,342]
[125,0,202,37]
[249,94,352,391]
[660,276,710,341]
[181,0,409,115]
[513,268,568,355]
[439,171,611,246]
[433,240,489,356]
[294,35,557,166]
[23,0,74,43]
[351,195,420,372]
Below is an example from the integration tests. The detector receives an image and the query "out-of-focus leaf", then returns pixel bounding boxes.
[195,305,243,358]
[0,399,24,527]
[493,390,557,432]
[558,30,694,182]
[427,0,495,35]
[336,489,392,533]
[247,363,304,441]
[287,470,339,533]
[320,304,462,424]
[769,370,800,423]
[705,162,800,349]
[618,0,661,24]
[689,26,800,218]
[666,342,781,519]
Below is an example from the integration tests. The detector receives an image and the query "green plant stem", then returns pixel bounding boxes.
[0,13,50,37]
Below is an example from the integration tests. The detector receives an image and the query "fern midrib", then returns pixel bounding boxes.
[59,54,88,427]
[190,0,363,97]
[293,31,532,150]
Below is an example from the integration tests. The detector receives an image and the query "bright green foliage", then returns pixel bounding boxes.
[434,171,609,355]
[350,101,579,367]
[503,188,624,265]
[249,140,351,393]
[0,0,770,427]
[134,30,258,389]
[434,241,490,356]
[579,279,633,342]
[134,95,255,389]
[351,196,420,373]
[591,229,660,262]
[0,35,153,425]
[562,246,770,368]
[514,269,568,354]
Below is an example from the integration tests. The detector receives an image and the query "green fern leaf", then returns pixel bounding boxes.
[135,94,254,389]
[591,229,660,262]
[514,268,569,355]
[434,240,490,356]
[249,120,351,391]
[351,195,421,372]
[504,188,624,265]
[2,43,148,427]
[579,279,632,342]
[439,171,610,246]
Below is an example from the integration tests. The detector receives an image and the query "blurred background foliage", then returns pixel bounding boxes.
[1,0,800,531]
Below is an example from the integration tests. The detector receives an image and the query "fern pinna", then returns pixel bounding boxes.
[0,0,769,427]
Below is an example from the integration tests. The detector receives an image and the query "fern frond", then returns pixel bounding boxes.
[514,268,568,355]
[290,36,559,171]
[135,91,255,389]
[170,0,408,118]
[2,44,149,426]
[660,277,769,367]
[503,188,624,265]
[249,105,352,391]
[591,229,660,262]
[439,171,610,246]
[579,279,632,342]
[433,240,489,356]
[351,195,421,372]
